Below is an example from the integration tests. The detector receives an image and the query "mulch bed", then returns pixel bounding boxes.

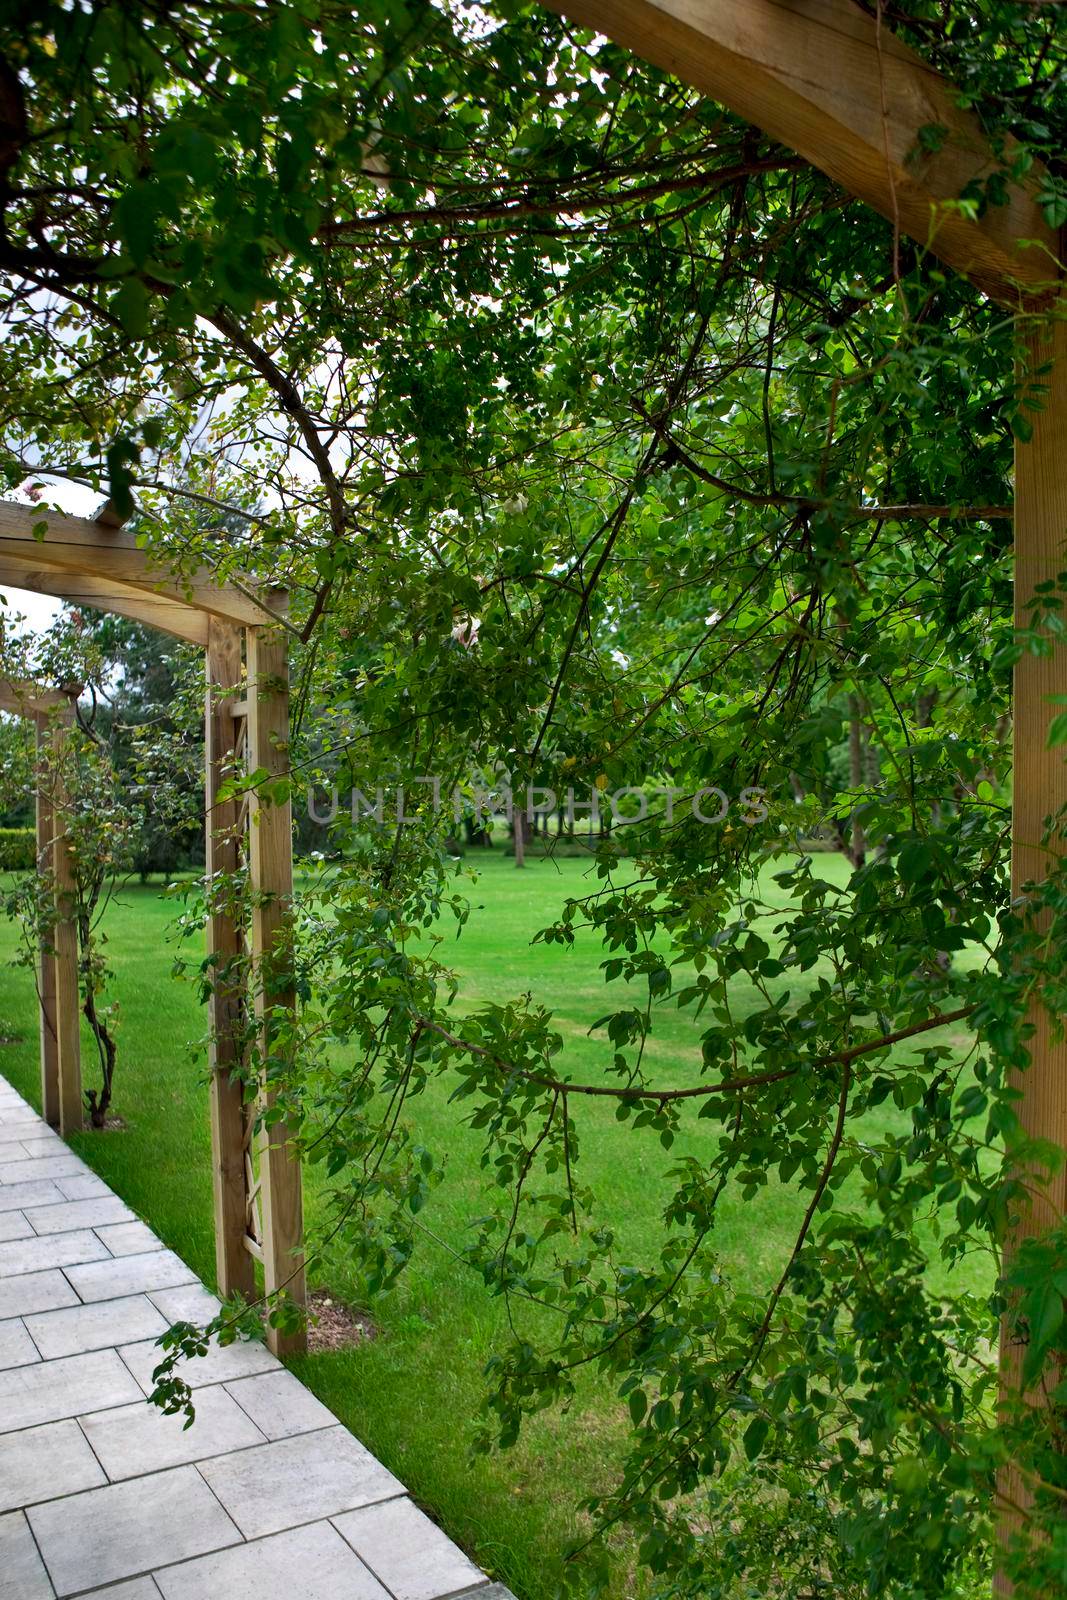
[306,1287,376,1353]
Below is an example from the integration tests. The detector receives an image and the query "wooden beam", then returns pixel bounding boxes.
[997,306,1067,1583]
[543,0,1060,306]
[49,719,82,1137]
[205,621,256,1303]
[0,679,77,718]
[34,715,60,1130]
[0,560,209,646]
[0,502,281,630]
[246,617,306,1357]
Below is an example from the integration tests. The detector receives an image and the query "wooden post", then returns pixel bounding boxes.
[34,715,60,1129]
[246,614,305,1357]
[206,621,256,1303]
[997,304,1067,1585]
[50,717,81,1136]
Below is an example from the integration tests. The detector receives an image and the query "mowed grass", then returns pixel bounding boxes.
[0,851,988,1599]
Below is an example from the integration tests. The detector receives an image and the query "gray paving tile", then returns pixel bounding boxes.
[0,1228,110,1279]
[65,1249,197,1304]
[81,1385,266,1480]
[24,1197,134,1235]
[91,1583,162,1599]
[334,1498,485,1600]
[0,1418,106,1512]
[153,1520,390,1600]
[225,1369,336,1440]
[120,1332,279,1396]
[17,1139,66,1160]
[146,1284,220,1324]
[28,1465,241,1596]
[0,1140,33,1160]
[198,1426,403,1539]
[95,1220,161,1256]
[0,1316,38,1370]
[55,1172,111,1201]
[0,1210,32,1242]
[0,1082,490,1600]
[0,1155,87,1184]
[24,1294,168,1361]
[0,1348,142,1432]
[0,1268,78,1320]
[0,1179,66,1213]
[0,1509,54,1600]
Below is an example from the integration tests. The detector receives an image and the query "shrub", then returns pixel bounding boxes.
[0,828,35,871]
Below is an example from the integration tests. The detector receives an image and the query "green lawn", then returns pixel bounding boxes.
[0,851,986,1599]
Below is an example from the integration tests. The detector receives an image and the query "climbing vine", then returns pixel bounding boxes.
[1,2,1066,1595]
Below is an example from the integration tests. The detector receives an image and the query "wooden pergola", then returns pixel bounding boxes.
[0,678,81,1136]
[0,0,1059,1556]
[541,0,1063,1576]
[0,498,306,1356]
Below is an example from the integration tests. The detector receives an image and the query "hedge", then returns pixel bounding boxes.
[0,828,35,871]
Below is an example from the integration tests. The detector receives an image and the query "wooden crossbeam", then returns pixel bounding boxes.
[544,0,1060,307]
[0,501,281,630]
[0,678,77,718]
[0,559,209,646]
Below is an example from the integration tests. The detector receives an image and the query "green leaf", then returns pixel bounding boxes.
[114,279,149,339]
[743,1416,770,1461]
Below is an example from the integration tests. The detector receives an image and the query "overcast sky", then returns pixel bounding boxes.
[1,479,102,636]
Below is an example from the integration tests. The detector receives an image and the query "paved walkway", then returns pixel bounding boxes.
[0,1076,514,1600]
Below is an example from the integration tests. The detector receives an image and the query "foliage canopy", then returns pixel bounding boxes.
[2,2,1066,1594]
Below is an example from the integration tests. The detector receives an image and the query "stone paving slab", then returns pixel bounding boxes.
[19,1137,67,1159]
[91,1583,162,1600]
[0,1153,89,1183]
[0,1226,111,1277]
[0,1315,39,1369]
[0,1266,79,1319]
[0,1077,516,1600]
[28,1465,243,1595]
[0,1347,143,1432]
[0,1177,67,1212]
[96,1220,162,1256]
[119,1329,281,1393]
[224,1368,337,1439]
[153,1521,390,1600]
[0,1209,32,1241]
[196,1425,404,1538]
[0,1508,54,1600]
[55,1172,112,1201]
[65,1247,197,1303]
[0,1417,106,1511]
[145,1282,220,1322]
[81,1385,266,1479]
[335,1498,487,1600]
[24,1196,135,1235]
[24,1293,169,1360]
